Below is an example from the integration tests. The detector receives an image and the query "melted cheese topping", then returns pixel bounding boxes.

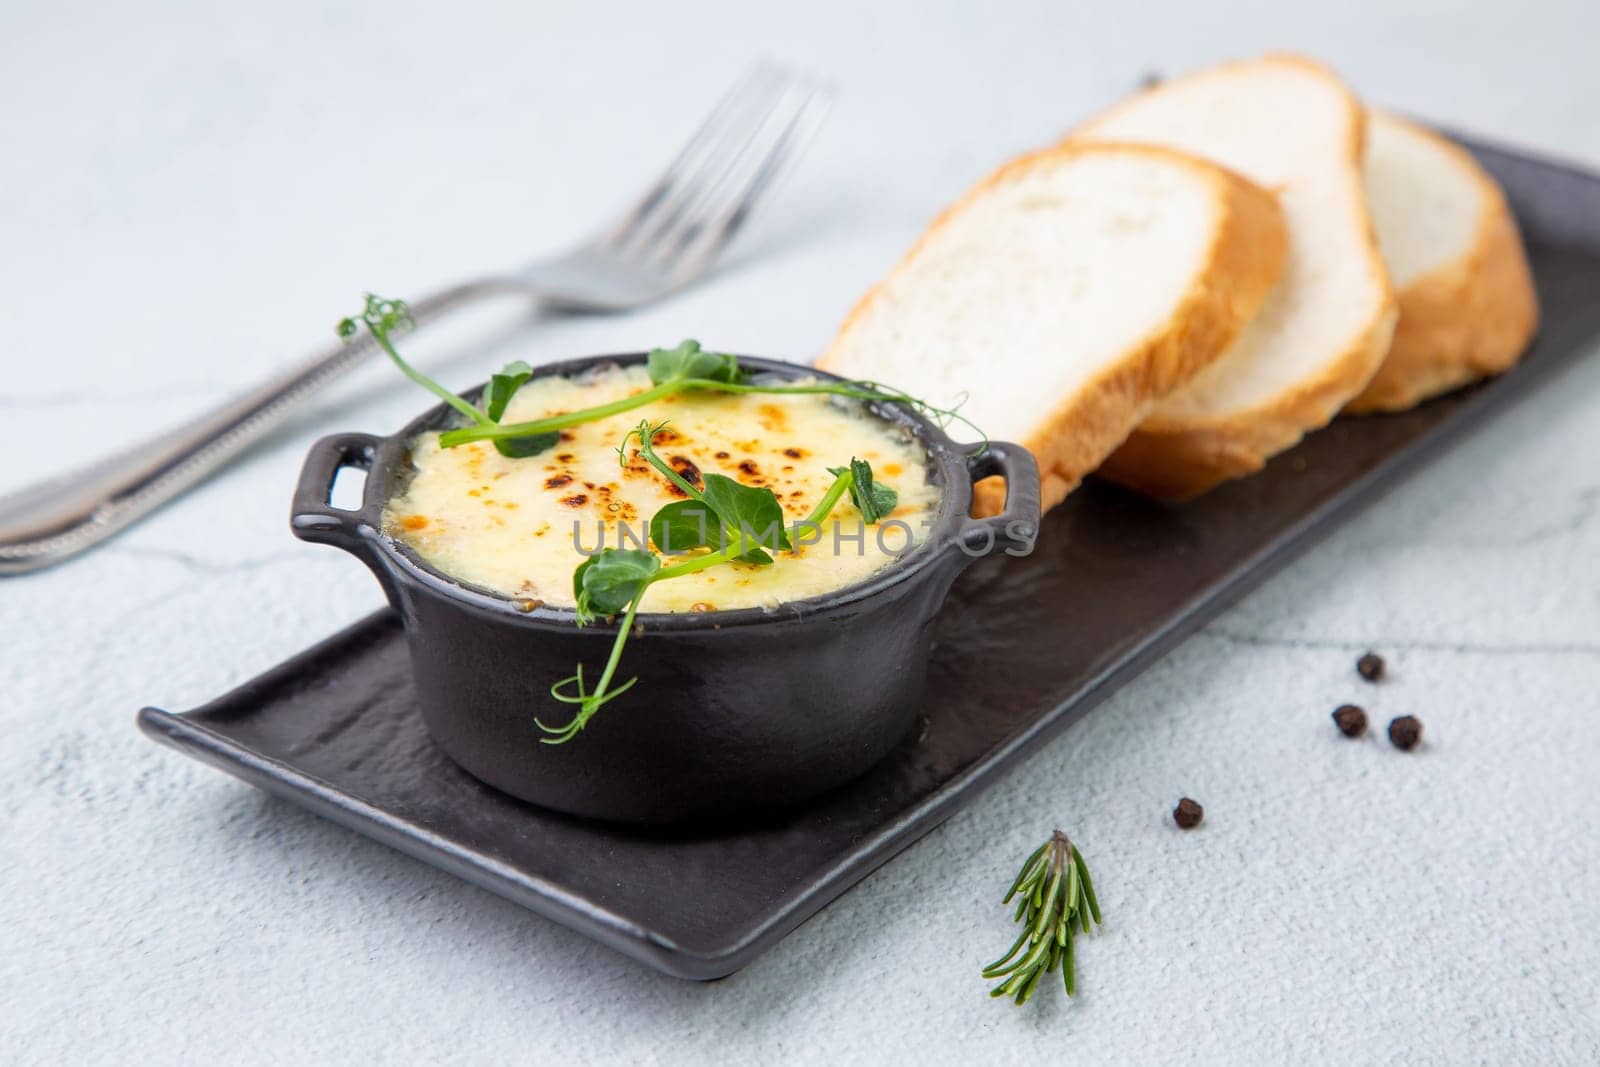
[384,364,940,613]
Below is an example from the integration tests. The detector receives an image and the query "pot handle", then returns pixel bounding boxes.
[956,441,1041,557]
[290,432,383,550]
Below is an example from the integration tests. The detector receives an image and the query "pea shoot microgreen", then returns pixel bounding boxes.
[338,294,556,458]
[341,295,985,454]
[983,830,1102,1006]
[827,457,898,525]
[621,419,792,562]
[535,419,898,744]
[439,335,984,451]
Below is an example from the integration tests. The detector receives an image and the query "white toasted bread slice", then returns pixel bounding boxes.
[1346,111,1539,413]
[1074,55,1398,499]
[819,142,1286,512]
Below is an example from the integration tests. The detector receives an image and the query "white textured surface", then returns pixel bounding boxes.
[4,2,1600,1062]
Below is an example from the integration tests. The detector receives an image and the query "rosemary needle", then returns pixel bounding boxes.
[983,830,1102,1006]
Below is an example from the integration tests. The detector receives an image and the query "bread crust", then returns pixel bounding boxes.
[820,142,1288,514]
[1344,114,1539,414]
[1079,54,1400,500]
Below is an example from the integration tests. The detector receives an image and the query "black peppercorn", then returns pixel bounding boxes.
[1388,715,1423,751]
[1332,704,1367,737]
[1173,797,1203,829]
[1357,652,1385,682]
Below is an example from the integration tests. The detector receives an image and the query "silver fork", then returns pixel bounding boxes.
[0,64,830,575]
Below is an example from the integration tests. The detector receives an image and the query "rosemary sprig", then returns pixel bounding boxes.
[983,830,1102,1005]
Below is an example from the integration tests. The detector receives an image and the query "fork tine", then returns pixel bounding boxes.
[656,80,831,278]
[603,65,789,252]
[614,67,816,263]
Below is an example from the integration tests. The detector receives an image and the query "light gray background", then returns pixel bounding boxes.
[4,1,1598,1062]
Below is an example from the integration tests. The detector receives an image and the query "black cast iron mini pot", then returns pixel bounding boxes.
[291,353,1039,824]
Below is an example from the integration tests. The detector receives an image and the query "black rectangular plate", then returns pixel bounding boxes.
[140,135,1600,979]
